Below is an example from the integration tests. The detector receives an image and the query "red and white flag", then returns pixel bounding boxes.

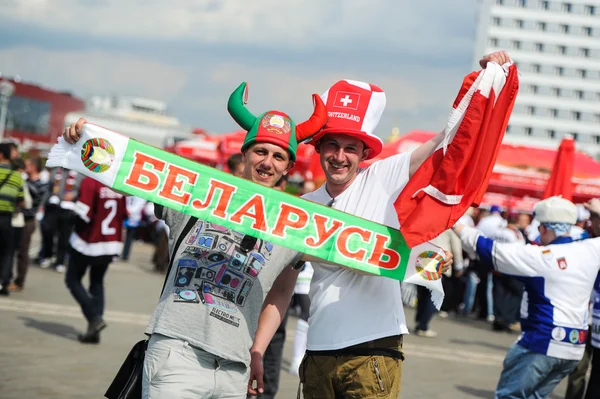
[395,63,519,247]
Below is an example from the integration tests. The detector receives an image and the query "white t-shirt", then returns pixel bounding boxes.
[302,152,411,350]
[476,213,507,238]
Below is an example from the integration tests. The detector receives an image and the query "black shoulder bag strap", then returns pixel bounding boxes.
[160,215,199,296]
[0,170,13,191]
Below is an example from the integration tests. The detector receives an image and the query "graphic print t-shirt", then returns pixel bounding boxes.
[145,207,302,366]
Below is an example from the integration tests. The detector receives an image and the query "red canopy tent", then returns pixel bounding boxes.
[169,130,318,177]
[360,130,600,209]
[171,135,222,166]
[542,136,575,200]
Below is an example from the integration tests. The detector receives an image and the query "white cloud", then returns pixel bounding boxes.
[0,0,476,53]
[172,58,468,136]
[0,0,482,138]
[0,46,188,100]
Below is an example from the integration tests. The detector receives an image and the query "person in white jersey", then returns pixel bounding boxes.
[249,51,510,397]
[453,196,600,399]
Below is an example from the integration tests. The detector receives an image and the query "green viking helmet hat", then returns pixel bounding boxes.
[227,82,328,161]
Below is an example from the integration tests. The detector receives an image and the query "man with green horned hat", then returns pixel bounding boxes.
[62,82,328,398]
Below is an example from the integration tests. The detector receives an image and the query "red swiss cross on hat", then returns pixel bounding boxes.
[333,91,361,110]
[311,79,385,159]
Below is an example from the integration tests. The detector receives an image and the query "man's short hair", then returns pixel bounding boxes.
[0,143,11,159]
[275,174,288,188]
[227,153,243,171]
[11,157,25,171]
[27,157,43,173]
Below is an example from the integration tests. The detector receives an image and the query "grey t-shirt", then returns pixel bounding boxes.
[145,207,302,366]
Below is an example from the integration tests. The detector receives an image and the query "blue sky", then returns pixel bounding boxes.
[0,0,480,138]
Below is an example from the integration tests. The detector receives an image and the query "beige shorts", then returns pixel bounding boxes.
[142,333,248,399]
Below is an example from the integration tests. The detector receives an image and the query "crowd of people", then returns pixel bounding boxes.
[2,49,600,398]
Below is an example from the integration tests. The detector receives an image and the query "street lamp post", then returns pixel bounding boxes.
[0,80,16,142]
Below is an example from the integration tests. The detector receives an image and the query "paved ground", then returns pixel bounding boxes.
[0,238,570,398]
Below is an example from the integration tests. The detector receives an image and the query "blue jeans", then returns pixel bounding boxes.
[496,343,578,399]
[416,285,437,331]
[486,272,494,318]
[64,249,111,323]
[462,270,479,314]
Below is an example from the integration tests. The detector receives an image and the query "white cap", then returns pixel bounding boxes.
[533,196,577,224]
[576,204,590,222]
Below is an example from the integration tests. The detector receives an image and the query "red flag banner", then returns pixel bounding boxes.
[395,63,520,247]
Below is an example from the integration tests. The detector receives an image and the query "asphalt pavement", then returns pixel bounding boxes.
[0,236,570,398]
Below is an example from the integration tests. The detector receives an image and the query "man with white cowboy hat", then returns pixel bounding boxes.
[249,50,513,398]
[453,196,600,398]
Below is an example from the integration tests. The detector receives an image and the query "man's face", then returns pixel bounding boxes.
[517,213,531,229]
[9,145,18,160]
[317,134,370,188]
[242,142,293,188]
[25,159,36,176]
[537,224,557,246]
[231,163,245,178]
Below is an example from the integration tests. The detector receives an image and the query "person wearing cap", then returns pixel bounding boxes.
[62,83,329,398]
[477,204,507,237]
[249,52,510,397]
[453,196,600,398]
[569,204,591,241]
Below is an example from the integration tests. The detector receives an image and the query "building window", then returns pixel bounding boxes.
[506,125,511,134]
[575,90,584,99]
[537,21,546,31]
[529,84,539,93]
[513,40,521,50]
[583,26,592,36]
[549,108,559,118]
[577,69,587,78]
[490,38,498,47]
[515,19,524,28]
[519,0,527,6]
[584,5,595,15]
[527,106,536,115]
[572,132,578,140]
[563,3,572,12]
[595,135,600,145]
[552,87,562,96]
[580,48,590,57]
[5,96,51,135]
[525,127,532,136]
[573,111,581,120]
[560,24,569,34]
[497,0,504,4]
[595,114,600,123]
[493,16,501,25]
[557,45,566,55]
[548,129,556,138]
[555,66,564,75]
[535,42,544,52]
[532,64,541,73]
[541,0,549,10]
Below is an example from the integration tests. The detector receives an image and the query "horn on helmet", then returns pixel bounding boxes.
[296,94,328,143]
[227,82,256,131]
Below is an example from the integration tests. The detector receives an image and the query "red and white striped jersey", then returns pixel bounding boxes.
[70,177,127,257]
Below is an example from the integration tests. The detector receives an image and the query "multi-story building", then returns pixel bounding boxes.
[474,0,600,156]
